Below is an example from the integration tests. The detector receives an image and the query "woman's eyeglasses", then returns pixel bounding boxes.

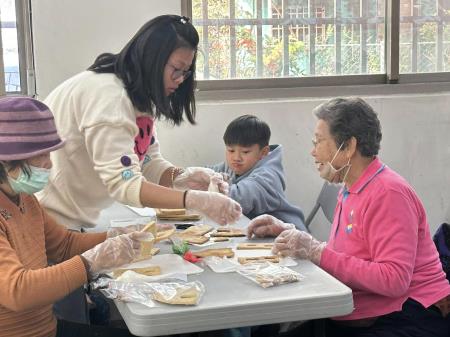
[170,64,192,81]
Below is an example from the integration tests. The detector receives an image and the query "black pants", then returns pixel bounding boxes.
[53,286,90,324]
[56,319,138,337]
[279,299,449,337]
[57,320,212,337]
[52,230,91,325]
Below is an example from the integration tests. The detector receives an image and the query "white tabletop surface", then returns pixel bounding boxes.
[98,204,353,337]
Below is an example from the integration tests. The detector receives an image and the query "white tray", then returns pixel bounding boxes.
[116,254,204,277]
[125,206,156,217]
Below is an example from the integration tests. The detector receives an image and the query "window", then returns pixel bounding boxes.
[400,0,450,73]
[185,0,450,89]
[0,0,34,95]
[190,0,385,80]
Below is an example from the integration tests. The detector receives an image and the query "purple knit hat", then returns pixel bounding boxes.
[0,97,65,160]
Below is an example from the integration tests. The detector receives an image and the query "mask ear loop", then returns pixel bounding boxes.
[330,141,351,184]
[329,141,345,167]
[339,139,354,184]
[7,166,25,183]
[341,158,352,184]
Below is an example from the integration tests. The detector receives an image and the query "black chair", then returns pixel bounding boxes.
[304,182,341,233]
[305,182,341,337]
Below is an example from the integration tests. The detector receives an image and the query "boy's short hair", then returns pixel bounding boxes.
[223,115,271,148]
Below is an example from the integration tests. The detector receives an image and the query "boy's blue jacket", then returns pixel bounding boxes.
[208,144,306,231]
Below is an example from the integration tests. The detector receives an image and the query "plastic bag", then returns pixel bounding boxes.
[237,261,303,288]
[91,277,156,307]
[90,277,205,307]
[202,256,238,273]
[150,281,205,305]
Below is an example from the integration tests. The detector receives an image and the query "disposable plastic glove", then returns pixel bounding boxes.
[220,172,230,183]
[173,167,229,194]
[215,173,229,195]
[246,214,295,239]
[208,174,229,195]
[81,232,153,279]
[272,229,326,265]
[106,223,175,238]
[185,190,242,225]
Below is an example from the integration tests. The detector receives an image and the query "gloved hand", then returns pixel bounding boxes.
[272,229,326,265]
[247,214,295,239]
[208,174,229,195]
[81,232,153,279]
[185,190,242,225]
[156,223,176,231]
[173,167,229,194]
[106,225,140,238]
[220,172,230,183]
[106,223,175,238]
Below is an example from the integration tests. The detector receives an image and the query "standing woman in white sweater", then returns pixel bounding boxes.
[37,15,241,230]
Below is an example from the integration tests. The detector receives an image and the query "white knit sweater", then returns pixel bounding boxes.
[37,71,173,230]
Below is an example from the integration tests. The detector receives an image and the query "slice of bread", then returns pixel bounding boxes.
[113,265,161,278]
[191,248,235,258]
[141,221,157,237]
[156,208,186,216]
[238,256,280,264]
[152,286,199,305]
[237,243,274,250]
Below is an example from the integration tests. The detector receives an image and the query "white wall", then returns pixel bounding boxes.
[31,1,450,240]
[31,0,181,97]
[156,94,450,239]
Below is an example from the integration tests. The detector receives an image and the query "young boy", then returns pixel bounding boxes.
[208,115,306,231]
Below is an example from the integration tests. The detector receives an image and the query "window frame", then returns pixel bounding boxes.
[0,0,35,96]
[182,0,450,96]
[0,26,5,95]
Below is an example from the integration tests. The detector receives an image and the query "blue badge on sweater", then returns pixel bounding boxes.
[121,169,134,180]
[143,154,151,165]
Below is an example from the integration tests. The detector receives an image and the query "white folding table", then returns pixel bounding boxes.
[97,204,353,337]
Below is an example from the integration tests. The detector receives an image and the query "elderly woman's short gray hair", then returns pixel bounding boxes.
[313,97,382,157]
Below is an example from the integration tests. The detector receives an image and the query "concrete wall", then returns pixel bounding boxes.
[31,0,450,240]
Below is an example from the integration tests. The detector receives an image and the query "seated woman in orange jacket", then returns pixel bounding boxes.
[0,97,152,337]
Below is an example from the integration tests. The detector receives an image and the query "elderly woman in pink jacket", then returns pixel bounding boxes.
[248,97,450,337]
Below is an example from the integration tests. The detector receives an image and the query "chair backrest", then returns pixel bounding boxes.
[433,223,450,281]
[304,182,341,232]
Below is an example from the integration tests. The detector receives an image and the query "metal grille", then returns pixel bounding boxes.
[192,0,450,80]
[192,0,385,79]
[399,0,450,73]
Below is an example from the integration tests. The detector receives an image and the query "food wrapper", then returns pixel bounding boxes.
[202,256,237,273]
[90,277,205,307]
[237,261,303,288]
[150,281,205,305]
[90,278,156,307]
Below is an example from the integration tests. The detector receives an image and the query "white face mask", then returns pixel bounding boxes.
[319,142,351,184]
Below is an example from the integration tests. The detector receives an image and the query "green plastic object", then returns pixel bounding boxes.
[172,239,189,255]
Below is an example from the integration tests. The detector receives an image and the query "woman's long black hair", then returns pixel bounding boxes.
[88,15,199,125]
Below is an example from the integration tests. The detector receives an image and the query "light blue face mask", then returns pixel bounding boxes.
[8,165,50,195]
